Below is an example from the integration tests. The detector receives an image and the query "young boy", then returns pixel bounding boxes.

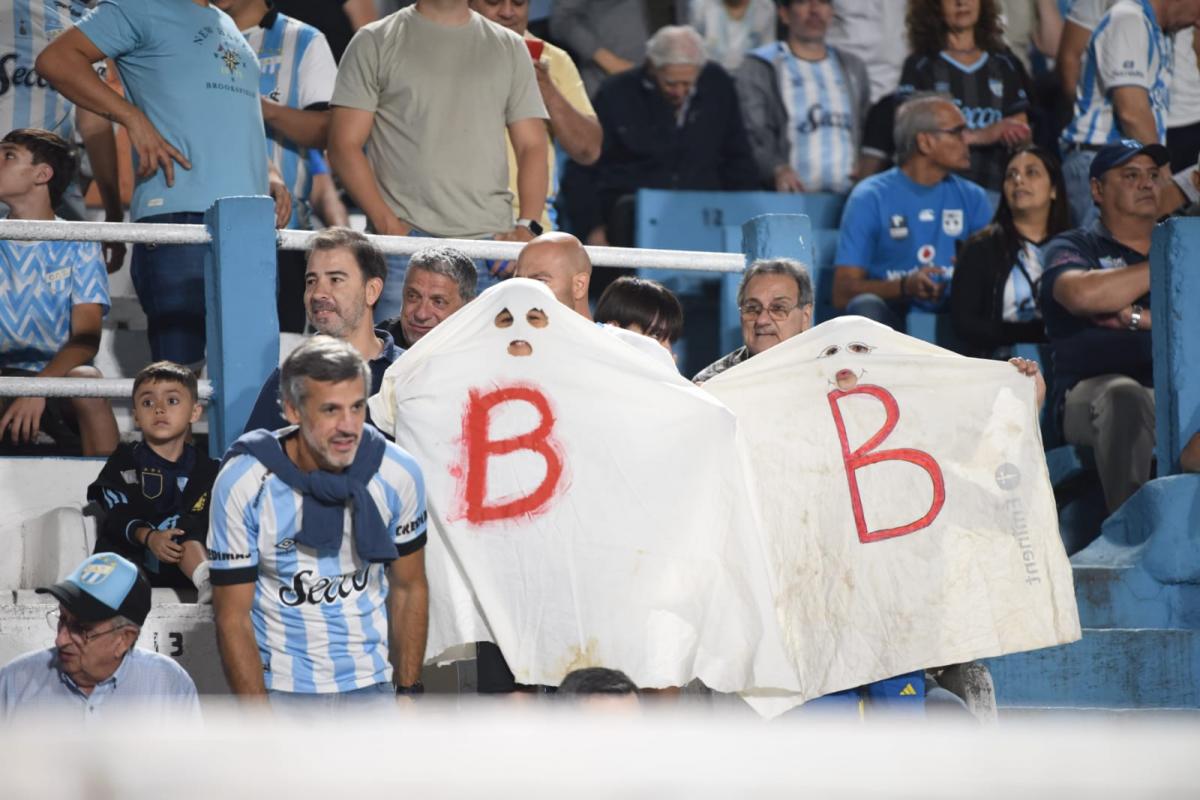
[88,362,217,601]
[0,128,118,455]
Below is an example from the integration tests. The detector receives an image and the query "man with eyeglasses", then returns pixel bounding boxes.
[1040,139,1165,514]
[832,93,991,331]
[0,553,198,719]
[693,257,813,383]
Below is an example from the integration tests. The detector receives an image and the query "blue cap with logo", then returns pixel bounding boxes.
[1088,139,1170,182]
[36,553,151,626]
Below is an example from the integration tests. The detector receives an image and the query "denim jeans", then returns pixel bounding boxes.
[268,681,397,713]
[1062,148,1100,229]
[130,212,209,367]
[846,293,907,332]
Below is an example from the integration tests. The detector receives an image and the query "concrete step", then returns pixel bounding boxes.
[987,627,1200,709]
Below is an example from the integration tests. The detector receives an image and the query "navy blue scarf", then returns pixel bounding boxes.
[227,426,395,562]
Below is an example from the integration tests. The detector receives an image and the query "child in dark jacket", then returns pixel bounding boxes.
[88,362,217,601]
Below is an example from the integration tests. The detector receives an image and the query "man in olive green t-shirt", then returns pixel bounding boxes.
[329,0,549,315]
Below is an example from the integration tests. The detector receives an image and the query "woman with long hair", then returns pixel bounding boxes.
[951,144,1070,356]
[900,0,1034,197]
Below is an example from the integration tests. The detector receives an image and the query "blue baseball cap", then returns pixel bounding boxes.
[37,553,151,626]
[1088,139,1170,182]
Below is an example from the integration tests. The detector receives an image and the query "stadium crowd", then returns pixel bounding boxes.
[1,0,1199,713]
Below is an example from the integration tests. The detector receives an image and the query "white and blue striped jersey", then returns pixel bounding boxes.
[1062,0,1171,146]
[0,0,91,142]
[241,10,335,229]
[777,43,855,194]
[208,438,427,694]
[0,235,108,372]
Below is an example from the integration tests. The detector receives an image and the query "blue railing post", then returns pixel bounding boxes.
[1149,218,1200,476]
[204,196,280,459]
[740,213,813,278]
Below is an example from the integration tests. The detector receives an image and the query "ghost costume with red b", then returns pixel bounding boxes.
[369,279,801,701]
[702,316,1080,705]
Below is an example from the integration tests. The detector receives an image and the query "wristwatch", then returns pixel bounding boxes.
[395,681,425,696]
[516,218,544,236]
[1128,304,1143,331]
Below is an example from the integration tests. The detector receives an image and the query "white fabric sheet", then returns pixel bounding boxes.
[703,317,1081,702]
[369,280,800,697]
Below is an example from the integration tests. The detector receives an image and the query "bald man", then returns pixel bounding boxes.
[513,231,593,317]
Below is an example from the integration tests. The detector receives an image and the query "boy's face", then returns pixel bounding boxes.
[0,142,51,204]
[133,380,201,447]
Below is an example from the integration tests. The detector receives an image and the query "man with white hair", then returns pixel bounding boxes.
[583,24,757,247]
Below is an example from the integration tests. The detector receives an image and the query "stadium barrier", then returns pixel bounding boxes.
[0,196,758,458]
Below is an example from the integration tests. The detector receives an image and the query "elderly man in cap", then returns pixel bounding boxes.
[1041,138,1168,513]
[0,552,198,717]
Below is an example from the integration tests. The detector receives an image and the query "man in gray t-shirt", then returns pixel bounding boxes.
[329,0,549,314]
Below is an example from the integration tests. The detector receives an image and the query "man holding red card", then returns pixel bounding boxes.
[470,0,603,234]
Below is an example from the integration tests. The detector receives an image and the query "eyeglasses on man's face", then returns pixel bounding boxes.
[47,609,123,646]
[739,301,804,321]
[928,124,968,139]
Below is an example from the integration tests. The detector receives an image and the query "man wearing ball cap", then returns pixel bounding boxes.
[0,553,198,718]
[1040,138,1167,514]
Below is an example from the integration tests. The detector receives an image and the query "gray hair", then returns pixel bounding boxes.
[894,93,956,165]
[736,258,814,307]
[408,245,478,301]
[279,336,370,411]
[110,615,140,645]
[646,25,706,68]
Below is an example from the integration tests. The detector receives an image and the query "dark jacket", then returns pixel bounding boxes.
[592,61,758,220]
[243,330,404,434]
[951,225,1047,357]
[89,442,219,588]
[735,42,871,187]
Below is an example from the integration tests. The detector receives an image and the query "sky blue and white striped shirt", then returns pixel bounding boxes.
[776,43,855,194]
[208,436,427,694]
[241,11,335,229]
[1062,0,1171,146]
[0,0,92,142]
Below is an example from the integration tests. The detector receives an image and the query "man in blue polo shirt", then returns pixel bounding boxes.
[37,0,289,369]
[832,93,991,332]
[1041,139,1164,514]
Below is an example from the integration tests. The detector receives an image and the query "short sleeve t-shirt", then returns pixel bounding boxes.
[242,11,335,229]
[76,0,269,220]
[0,237,108,372]
[835,167,992,282]
[0,0,90,143]
[1061,0,1171,146]
[504,38,593,231]
[1040,221,1152,394]
[207,436,427,694]
[332,8,548,238]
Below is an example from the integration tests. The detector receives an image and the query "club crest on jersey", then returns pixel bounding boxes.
[942,209,963,236]
[889,215,909,239]
[141,469,163,500]
[989,79,1003,97]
